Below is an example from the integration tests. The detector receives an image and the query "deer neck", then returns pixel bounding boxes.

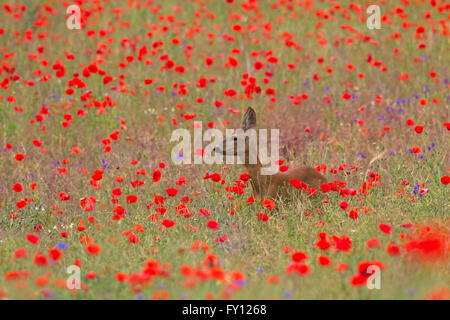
[244,156,271,197]
[243,150,262,177]
[244,161,262,180]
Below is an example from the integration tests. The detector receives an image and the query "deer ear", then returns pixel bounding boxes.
[242,107,256,130]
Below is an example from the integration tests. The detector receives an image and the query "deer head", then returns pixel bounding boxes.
[213,107,257,164]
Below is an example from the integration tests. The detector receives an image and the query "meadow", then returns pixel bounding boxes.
[0,0,449,300]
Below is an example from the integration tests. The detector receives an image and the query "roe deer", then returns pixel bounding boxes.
[213,107,327,200]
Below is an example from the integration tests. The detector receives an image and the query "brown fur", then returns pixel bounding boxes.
[244,158,326,200]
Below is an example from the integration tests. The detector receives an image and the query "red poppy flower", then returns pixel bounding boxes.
[440,176,449,185]
[286,263,310,275]
[162,219,175,228]
[240,173,250,181]
[13,183,23,192]
[414,126,424,133]
[342,92,352,100]
[291,251,307,262]
[339,201,349,211]
[115,272,128,282]
[379,223,392,234]
[254,61,264,70]
[112,188,122,197]
[334,235,352,252]
[48,248,62,261]
[318,255,331,266]
[210,173,221,182]
[80,197,96,212]
[26,234,39,245]
[86,243,102,255]
[262,199,275,211]
[366,238,380,249]
[386,243,400,256]
[335,263,348,272]
[166,188,178,197]
[349,209,358,219]
[206,220,219,230]
[14,248,28,259]
[315,233,331,250]
[34,253,48,266]
[257,212,269,222]
[152,169,162,183]
[126,195,138,204]
[103,75,113,84]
